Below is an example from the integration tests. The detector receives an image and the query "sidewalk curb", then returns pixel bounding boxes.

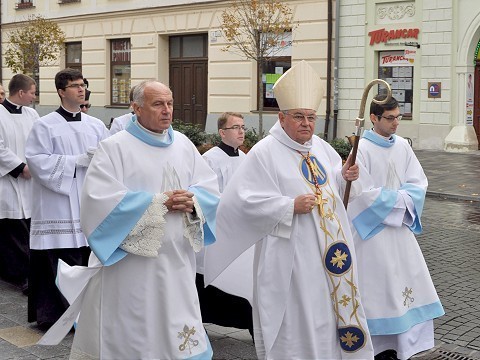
[427,191,480,203]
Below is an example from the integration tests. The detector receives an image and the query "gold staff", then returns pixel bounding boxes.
[343,79,392,208]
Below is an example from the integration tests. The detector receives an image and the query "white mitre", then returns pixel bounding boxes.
[272,60,325,111]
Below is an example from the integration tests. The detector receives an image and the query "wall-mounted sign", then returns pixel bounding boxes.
[428,82,441,98]
[368,28,420,46]
[380,51,412,66]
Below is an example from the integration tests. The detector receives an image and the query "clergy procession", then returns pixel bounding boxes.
[0,60,444,360]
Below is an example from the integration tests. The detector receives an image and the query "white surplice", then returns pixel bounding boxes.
[0,104,39,219]
[347,130,444,359]
[109,112,134,135]
[25,111,110,250]
[59,123,220,360]
[205,121,373,360]
[202,146,245,193]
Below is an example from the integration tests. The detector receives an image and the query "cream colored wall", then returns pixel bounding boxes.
[2,0,332,127]
[337,0,457,149]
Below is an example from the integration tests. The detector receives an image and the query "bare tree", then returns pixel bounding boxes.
[220,0,295,137]
[5,15,65,77]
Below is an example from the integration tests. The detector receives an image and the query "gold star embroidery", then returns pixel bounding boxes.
[340,331,359,348]
[331,249,348,269]
[339,294,351,307]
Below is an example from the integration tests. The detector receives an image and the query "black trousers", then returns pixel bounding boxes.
[0,218,30,286]
[28,247,90,327]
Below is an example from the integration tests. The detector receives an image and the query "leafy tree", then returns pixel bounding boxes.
[220,0,295,137]
[4,15,66,76]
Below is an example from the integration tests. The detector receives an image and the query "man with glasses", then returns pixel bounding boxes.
[205,61,373,359]
[197,112,253,337]
[25,68,109,329]
[347,95,444,360]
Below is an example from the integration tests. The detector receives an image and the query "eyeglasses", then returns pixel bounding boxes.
[64,83,87,89]
[284,112,317,123]
[80,103,91,109]
[378,114,403,122]
[223,125,246,131]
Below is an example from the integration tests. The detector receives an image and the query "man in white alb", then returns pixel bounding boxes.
[348,95,444,360]
[0,74,39,293]
[197,112,253,336]
[25,68,109,328]
[39,80,219,360]
[205,61,374,359]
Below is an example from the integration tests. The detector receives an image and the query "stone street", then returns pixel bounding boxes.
[0,150,479,359]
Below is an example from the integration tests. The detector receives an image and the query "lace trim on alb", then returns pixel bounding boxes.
[183,196,205,253]
[120,193,168,257]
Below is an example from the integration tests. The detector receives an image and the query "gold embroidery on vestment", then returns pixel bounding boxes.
[402,287,414,307]
[178,324,199,354]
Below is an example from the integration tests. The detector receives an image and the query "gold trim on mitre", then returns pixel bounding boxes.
[273,60,325,111]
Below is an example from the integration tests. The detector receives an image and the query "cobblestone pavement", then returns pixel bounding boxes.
[0,150,479,359]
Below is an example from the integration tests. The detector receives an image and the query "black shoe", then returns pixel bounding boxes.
[375,349,398,360]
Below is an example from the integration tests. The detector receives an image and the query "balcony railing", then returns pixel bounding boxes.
[15,1,34,9]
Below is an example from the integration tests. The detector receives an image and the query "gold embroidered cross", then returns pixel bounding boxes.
[316,194,328,217]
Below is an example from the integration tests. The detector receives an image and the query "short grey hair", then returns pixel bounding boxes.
[132,80,171,107]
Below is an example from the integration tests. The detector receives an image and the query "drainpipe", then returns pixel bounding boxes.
[332,0,340,140]
[324,0,333,140]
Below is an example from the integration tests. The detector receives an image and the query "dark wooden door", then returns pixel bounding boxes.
[170,61,207,128]
[474,62,480,148]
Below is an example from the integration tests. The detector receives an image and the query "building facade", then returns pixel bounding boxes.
[337,0,480,151]
[1,0,332,133]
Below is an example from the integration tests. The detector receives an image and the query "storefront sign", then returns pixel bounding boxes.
[428,82,441,98]
[379,51,412,66]
[368,28,420,46]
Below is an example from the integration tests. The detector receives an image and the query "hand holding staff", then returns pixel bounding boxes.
[343,79,392,208]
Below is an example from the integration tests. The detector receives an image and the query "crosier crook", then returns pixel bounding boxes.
[343,79,392,209]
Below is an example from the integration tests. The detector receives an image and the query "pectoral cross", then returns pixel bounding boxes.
[316,193,328,218]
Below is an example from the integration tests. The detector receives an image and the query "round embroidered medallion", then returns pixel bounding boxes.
[300,155,328,186]
[338,325,366,352]
[324,241,352,276]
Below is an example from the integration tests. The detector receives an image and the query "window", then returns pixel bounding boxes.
[169,35,207,59]
[111,39,131,106]
[378,51,414,119]
[66,42,82,72]
[259,31,292,111]
[16,1,34,9]
[262,58,291,110]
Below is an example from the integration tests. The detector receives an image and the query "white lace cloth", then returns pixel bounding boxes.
[120,193,168,257]
[183,196,205,253]
[120,193,205,257]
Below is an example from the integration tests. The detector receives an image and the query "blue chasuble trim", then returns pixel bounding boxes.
[367,301,445,335]
[185,335,213,360]
[400,183,426,234]
[125,118,174,147]
[352,188,397,240]
[88,191,153,266]
[363,129,396,148]
[189,186,219,245]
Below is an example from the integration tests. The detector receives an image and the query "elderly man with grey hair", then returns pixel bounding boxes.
[205,61,374,360]
[39,80,220,360]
